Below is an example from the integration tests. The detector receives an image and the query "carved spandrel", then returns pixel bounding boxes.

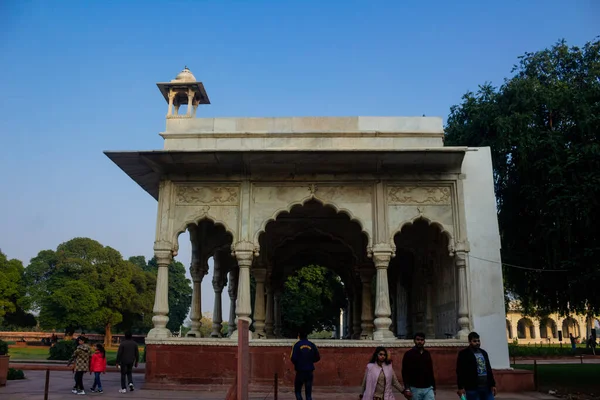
[387,186,451,205]
[176,186,239,206]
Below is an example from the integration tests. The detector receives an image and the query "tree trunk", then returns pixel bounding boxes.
[104,323,112,348]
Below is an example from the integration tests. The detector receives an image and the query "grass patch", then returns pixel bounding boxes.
[513,364,600,395]
[7,345,140,363]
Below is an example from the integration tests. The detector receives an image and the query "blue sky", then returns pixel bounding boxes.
[0,0,597,319]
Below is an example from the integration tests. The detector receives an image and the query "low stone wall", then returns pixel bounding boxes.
[145,340,534,391]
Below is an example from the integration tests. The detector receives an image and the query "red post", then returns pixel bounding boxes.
[274,372,278,400]
[44,369,50,400]
[237,319,250,400]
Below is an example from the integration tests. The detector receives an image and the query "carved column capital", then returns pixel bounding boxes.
[232,241,259,267]
[191,262,208,282]
[359,268,375,283]
[252,268,267,283]
[455,250,468,267]
[369,243,395,269]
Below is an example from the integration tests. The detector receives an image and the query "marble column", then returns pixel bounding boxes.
[211,254,227,337]
[360,269,375,339]
[265,284,274,338]
[396,283,408,339]
[352,291,362,339]
[510,320,518,341]
[345,303,352,339]
[147,248,173,339]
[167,91,175,116]
[187,262,208,337]
[232,241,256,339]
[227,267,239,337]
[252,268,267,338]
[372,243,395,340]
[274,291,282,338]
[456,251,471,339]
[533,321,541,340]
[425,280,435,338]
[187,91,194,115]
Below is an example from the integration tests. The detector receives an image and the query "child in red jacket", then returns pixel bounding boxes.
[90,343,107,393]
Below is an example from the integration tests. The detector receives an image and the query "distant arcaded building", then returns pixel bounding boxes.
[505,301,599,344]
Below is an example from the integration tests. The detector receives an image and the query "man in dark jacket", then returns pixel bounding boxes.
[402,332,435,399]
[116,331,139,393]
[290,330,320,400]
[456,332,496,400]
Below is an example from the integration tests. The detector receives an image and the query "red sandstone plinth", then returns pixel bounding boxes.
[145,342,533,392]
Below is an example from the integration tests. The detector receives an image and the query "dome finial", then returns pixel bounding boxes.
[171,66,196,83]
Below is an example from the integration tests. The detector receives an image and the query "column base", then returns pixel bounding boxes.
[373,317,394,340]
[230,330,253,340]
[456,329,470,340]
[187,330,202,338]
[147,327,172,339]
[373,329,396,340]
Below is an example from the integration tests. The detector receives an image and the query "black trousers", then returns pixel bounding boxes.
[294,370,314,400]
[120,363,134,389]
[74,371,85,391]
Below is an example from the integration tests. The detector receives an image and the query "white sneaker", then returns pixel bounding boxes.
[77,390,86,395]
[129,383,134,391]
[72,389,78,394]
[119,389,127,393]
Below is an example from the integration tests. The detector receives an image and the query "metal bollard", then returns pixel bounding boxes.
[44,369,50,400]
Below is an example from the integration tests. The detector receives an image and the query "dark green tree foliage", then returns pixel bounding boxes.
[0,250,35,328]
[25,238,155,345]
[142,256,192,332]
[280,265,346,337]
[445,39,600,315]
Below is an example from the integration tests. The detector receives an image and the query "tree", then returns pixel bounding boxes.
[0,250,34,328]
[25,238,154,346]
[134,256,192,333]
[445,38,600,315]
[280,265,347,337]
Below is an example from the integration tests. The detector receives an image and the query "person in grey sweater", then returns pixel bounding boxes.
[116,331,139,393]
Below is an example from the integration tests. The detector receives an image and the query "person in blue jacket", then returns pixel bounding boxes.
[290,330,321,400]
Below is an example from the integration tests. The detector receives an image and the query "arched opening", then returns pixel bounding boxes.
[392,218,455,339]
[562,317,581,338]
[539,317,557,340]
[517,318,535,339]
[506,320,513,340]
[179,218,235,338]
[257,199,369,339]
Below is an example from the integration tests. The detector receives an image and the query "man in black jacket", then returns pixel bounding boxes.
[456,332,496,400]
[290,330,320,400]
[402,332,435,399]
[116,331,139,393]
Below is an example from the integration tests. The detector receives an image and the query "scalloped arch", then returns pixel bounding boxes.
[390,214,455,253]
[253,195,372,246]
[171,214,235,256]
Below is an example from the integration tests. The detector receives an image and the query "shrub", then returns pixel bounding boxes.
[0,340,8,356]
[48,340,77,360]
[7,368,25,380]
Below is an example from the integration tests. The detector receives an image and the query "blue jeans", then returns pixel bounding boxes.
[466,388,494,400]
[294,370,313,400]
[410,386,435,400]
[92,372,102,391]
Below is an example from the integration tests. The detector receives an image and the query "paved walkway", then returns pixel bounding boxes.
[0,370,555,400]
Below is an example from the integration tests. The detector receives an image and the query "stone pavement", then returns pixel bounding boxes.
[0,370,556,400]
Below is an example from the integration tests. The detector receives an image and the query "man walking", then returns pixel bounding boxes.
[116,331,139,393]
[456,332,496,400]
[402,332,436,399]
[290,330,321,400]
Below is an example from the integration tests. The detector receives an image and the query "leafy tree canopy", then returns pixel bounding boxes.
[25,238,154,344]
[0,250,34,327]
[445,38,600,315]
[280,265,346,337]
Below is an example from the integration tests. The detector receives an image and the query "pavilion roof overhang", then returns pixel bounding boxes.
[103,148,467,200]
